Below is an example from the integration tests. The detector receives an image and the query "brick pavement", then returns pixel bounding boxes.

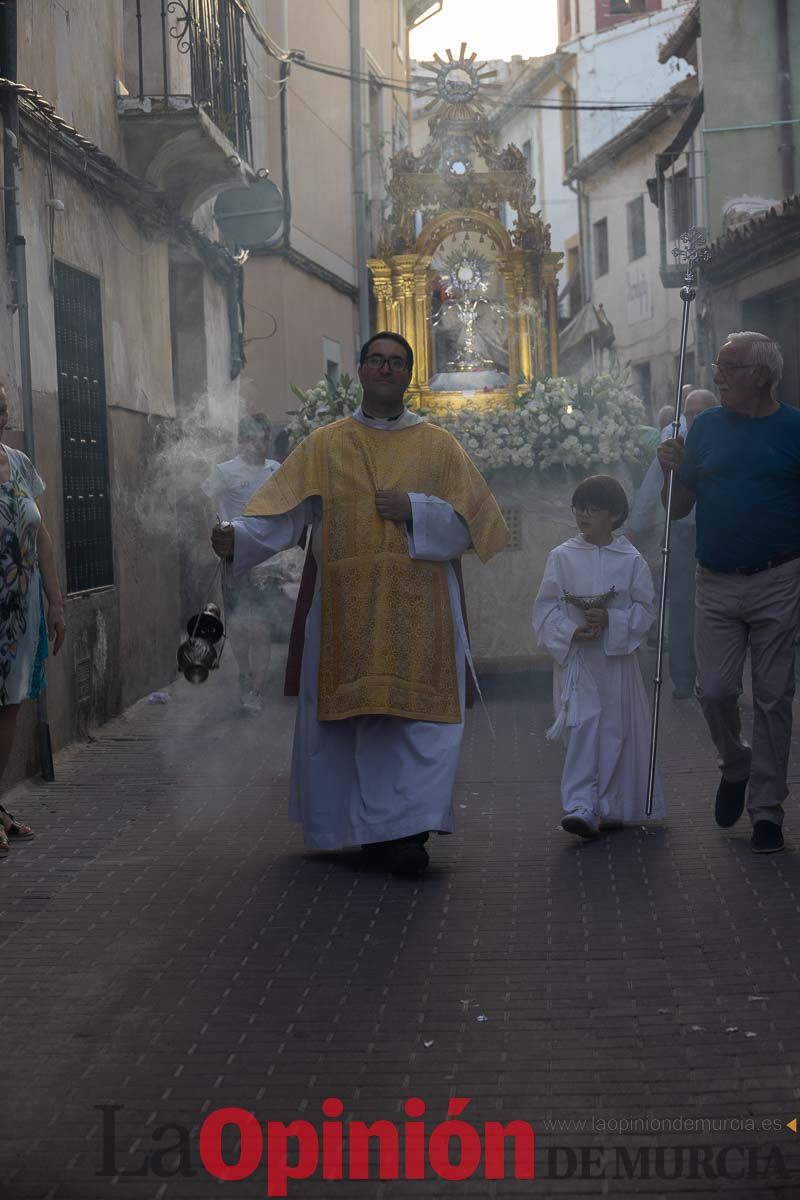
[0,648,799,1199]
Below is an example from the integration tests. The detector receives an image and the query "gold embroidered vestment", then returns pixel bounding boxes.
[243,417,508,722]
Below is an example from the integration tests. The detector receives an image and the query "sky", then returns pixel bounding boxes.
[409,0,559,63]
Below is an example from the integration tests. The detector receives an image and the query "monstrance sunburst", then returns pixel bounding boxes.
[412,43,502,118]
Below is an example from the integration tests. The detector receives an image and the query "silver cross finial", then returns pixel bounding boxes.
[672,227,712,284]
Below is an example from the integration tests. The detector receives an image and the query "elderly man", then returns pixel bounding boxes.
[659,332,800,853]
[211,333,508,875]
[630,389,716,696]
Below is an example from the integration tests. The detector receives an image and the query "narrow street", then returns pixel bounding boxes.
[1,649,799,1198]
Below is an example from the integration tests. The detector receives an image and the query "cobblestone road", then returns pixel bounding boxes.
[1,648,799,1199]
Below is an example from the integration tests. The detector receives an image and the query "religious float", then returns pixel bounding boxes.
[289,48,647,672]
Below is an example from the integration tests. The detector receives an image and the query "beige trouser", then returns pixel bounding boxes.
[695,558,800,826]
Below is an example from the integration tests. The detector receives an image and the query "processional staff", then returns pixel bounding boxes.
[646,228,713,816]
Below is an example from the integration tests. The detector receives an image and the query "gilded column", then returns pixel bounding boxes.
[542,253,563,378]
[534,275,546,382]
[547,282,559,377]
[514,256,533,383]
[499,257,520,399]
[391,254,422,391]
[367,259,393,332]
[412,256,432,394]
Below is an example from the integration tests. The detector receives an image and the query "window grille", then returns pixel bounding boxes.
[54,262,114,594]
[501,507,522,551]
[668,167,692,242]
[132,0,253,163]
[594,217,609,278]
[627,195,646,261]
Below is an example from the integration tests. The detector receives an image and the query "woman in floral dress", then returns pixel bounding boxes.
[0,383,66,853]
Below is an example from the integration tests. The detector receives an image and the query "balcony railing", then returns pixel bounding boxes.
[131,0,253,163]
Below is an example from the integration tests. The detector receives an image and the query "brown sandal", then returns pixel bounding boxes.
[0,829,8,855]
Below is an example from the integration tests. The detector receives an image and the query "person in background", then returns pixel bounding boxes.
[629,388,717,697]
[659,333,800,854]
[273,428,290,464]
[202,414,279,714]
[0,381,66,852]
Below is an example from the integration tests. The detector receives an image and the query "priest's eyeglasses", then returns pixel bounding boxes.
[364,353,409,372]
[711,361,755,372]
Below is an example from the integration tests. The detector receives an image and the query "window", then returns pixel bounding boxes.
[627,195,646,261]
[54,262,113,593]
[593,217,609,278]
[610,0,646,12]
[668,167,692,242]
[632,362,652,410]
[322,337,342,382]
[500,507,522,551]
[567,244,582,316]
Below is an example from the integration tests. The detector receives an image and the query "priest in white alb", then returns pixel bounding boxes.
[211,333,508,874]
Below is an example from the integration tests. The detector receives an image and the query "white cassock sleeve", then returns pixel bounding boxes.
[532,551,580,667]
[230,499,316,576]
[605,555,657,656]
[627,455,662,535]
[405,494,472,560]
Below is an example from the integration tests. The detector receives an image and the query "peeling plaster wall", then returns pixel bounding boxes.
[17,0,125,160]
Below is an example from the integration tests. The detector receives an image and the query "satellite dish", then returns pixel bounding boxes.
[214,179,284,249]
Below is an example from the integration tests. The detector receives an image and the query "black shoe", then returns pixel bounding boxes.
[751,821,785,854]
[391,842,430,876]
[561,815,599,839]
[360,841,394,861]
[715,777,748,827]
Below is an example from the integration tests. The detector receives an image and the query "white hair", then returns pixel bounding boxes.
[725,331,784,395]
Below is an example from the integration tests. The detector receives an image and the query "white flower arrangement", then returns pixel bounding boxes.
[287,372,646,474]
[287,374,362,445]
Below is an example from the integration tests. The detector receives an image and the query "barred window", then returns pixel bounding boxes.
[627,194,646,261]
[54,262,114,593]
[501,507,522,551]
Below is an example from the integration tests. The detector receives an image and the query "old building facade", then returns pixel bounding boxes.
[656,1,800,404]
[491,0,694,413]
[240,0,415,422]
[0,0,410,784]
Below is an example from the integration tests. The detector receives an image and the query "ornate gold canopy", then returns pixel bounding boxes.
[368,46,563,410]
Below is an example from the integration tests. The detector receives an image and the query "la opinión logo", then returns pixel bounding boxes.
[97,1098,535,1195]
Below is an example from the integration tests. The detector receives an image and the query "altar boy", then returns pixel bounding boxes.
[533,475,664,838]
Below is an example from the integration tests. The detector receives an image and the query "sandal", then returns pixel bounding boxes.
[0,828,8,855]
[0,804,34,840]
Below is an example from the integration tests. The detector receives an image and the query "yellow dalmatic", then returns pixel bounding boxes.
[244,416,508,723]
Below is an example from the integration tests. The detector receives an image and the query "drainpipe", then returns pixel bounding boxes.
[776,0,794,197]
[350,0,370,344]
[1,1,55,779]
[276,0,291,248]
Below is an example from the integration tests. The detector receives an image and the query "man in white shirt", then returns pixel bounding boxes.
[202,414,280,713]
